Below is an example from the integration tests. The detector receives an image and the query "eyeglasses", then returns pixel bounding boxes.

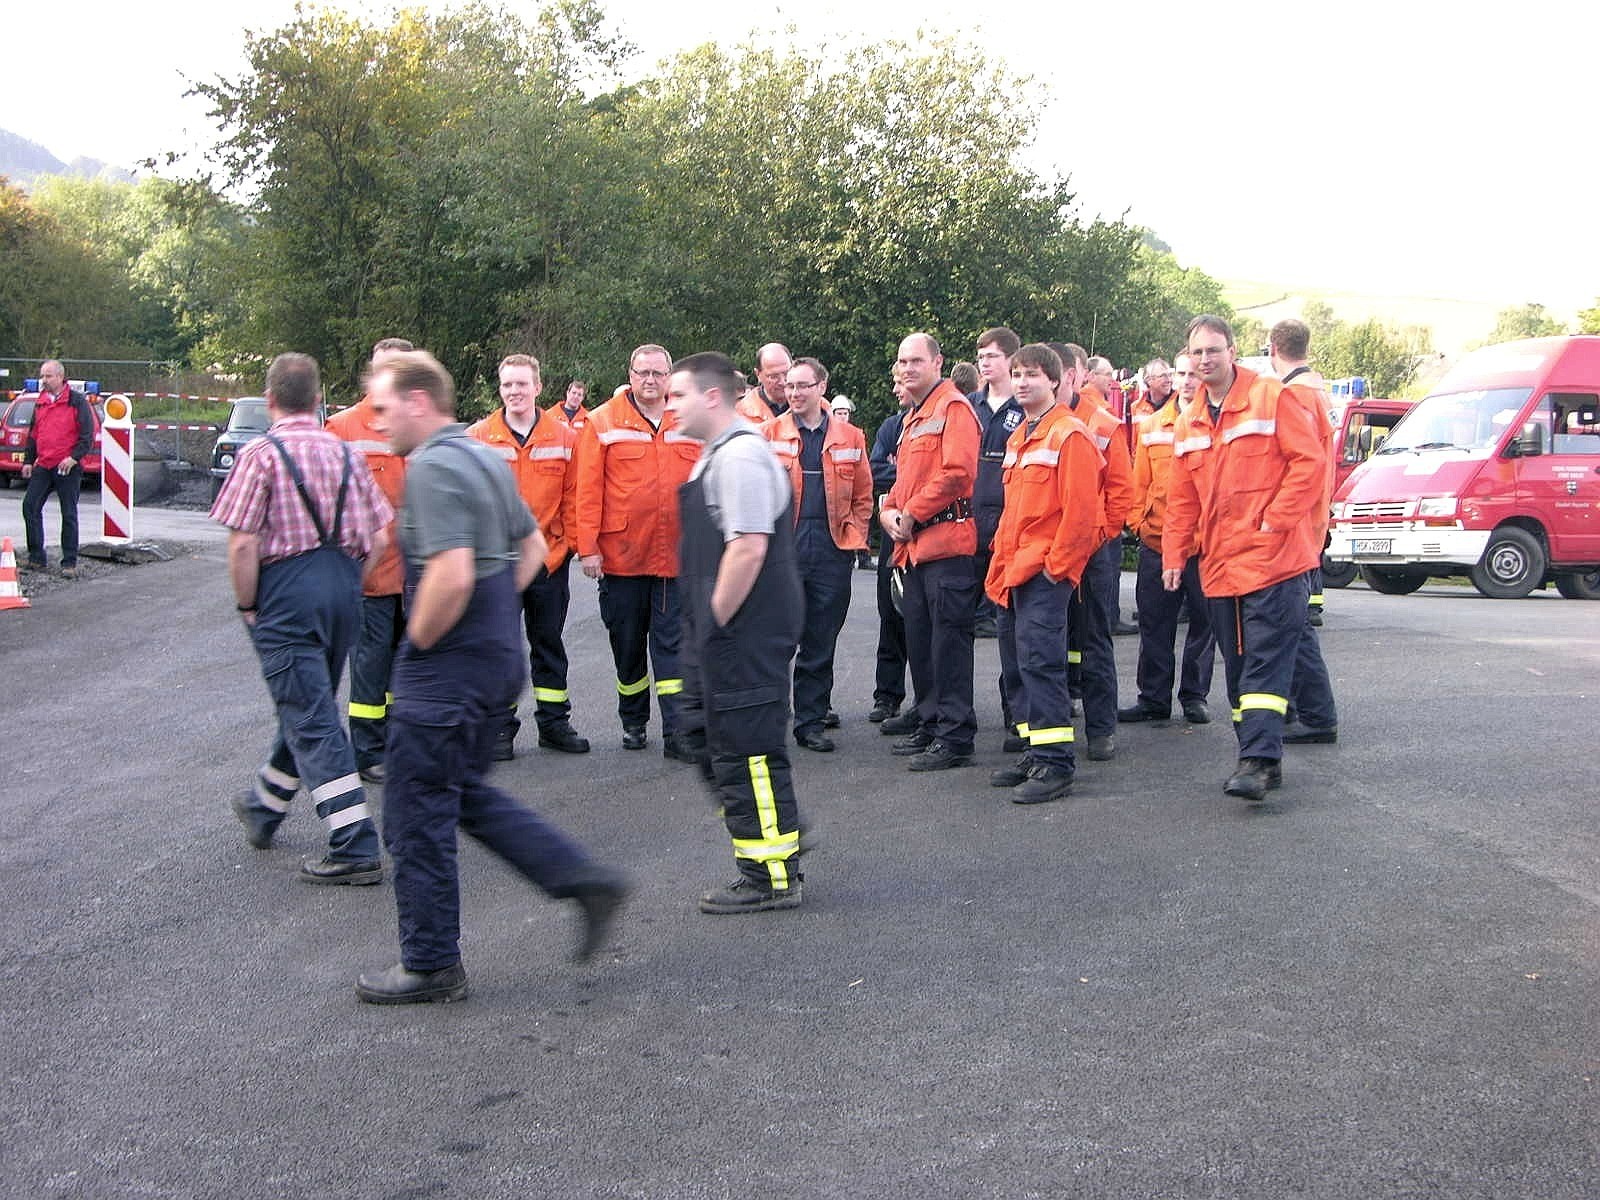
[631,369,669,379]
[789,380,821,390]
[1189,347,1230,359]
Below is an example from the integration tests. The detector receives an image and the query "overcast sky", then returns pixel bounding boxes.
[5,0,1595,312]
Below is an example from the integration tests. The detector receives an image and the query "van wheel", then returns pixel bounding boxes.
[1320,554,1359,589]
[1468,526,1545,599]
[1554,570,1600,600]
[1359,565,1428,594]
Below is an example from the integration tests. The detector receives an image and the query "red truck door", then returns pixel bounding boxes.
[1517,390,1600,564]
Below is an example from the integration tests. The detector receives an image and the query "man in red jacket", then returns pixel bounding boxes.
[21,360,95,576]
[877,333,981,771]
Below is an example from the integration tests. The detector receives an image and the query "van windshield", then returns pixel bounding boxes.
[1375,387,1532,454]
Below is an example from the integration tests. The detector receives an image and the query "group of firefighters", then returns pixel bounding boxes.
[331,316,1338,817]
[218,314,1340,1002]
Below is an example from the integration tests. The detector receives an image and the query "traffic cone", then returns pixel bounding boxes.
[0,537,31,611]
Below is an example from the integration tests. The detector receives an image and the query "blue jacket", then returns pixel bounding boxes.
[870,409,905,494]
[966,386,1026,550]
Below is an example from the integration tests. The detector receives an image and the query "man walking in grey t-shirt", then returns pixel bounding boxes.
[354,350,628,1005]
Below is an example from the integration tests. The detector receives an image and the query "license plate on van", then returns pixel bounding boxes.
[1353,539,1392,555]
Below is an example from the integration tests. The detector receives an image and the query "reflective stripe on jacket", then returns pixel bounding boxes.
[467,407,577,574]
[885,379,980,566]
[984,404,1105,605]
[1161,365,1328,596]
[574,387,702,577]
[1129,397,1187,554]
[325,396,406,596]
[763,412,874,551]
[1071,388,1135,543]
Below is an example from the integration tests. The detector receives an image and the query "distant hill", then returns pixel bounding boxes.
[1221,279,1580,360]
[0,127,135,187]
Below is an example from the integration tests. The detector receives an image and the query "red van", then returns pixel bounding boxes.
[1319,396,1416,588]
[1328,336,1600,599]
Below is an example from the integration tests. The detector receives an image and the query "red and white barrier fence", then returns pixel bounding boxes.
[101,395,134,544]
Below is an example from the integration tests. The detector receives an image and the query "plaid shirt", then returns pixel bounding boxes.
[211,413,393,565]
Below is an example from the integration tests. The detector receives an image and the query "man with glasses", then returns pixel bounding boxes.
[763,357,873,751]
[1120,352,1216,727]
[736,343,793,423]
[1132,359,1174,422]
[1161,315,1328,802]
[574,344,702,758]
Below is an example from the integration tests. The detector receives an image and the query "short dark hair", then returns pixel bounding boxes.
[385,350,456,416]
[265,353,321,414]
[1013,343,1063,385]
[791,356,829,386]
[1062,343,1088,371]
[1186,314,1235,348]
[1269,318,1311,360]
[976,327,1021,357]
[950,362,980,394]
[373,337,414,355]
[672,351,743,402]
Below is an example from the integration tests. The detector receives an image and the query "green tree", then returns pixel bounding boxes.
[1486,302,1565,344]
[1579,299,1600,335]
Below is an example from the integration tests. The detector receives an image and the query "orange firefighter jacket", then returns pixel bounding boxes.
[884,379,980,567]
[466,407,577,575]
[1070,388,1135,543]
[574,386,702,577]
[1162,366,1329,597]
[1129,395,1192,554]
[324,397,405,597]
[551,404,588,431]
[735,389,786,425]
[984,403,1106,605]
[763,412,874,551]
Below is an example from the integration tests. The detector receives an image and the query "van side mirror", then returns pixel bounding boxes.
[1508,423,1544,458]
[1356,426,1375,459]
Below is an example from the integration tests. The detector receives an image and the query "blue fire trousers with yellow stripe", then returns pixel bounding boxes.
[1067,537,1121,737]
[348,593,402,771]
[243,546,380,862]
[1208,571,1310,761]
[502,554,576,739]
[997,572,1076,772]
[596,573,682,735]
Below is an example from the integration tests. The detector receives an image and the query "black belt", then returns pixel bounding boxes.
[912,497,972,533]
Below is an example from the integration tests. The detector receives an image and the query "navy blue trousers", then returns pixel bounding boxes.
[243,547,380,862]
[348,593,403,770]
[901,554,977,752]
[1068,538,1121,738]
[792,539,853,737]
[596,574,682,734]
[504,555,576,737]
[873,538,908,708]
[1289,578,1338,730]
[385,647,599,973]
[1133,546,1216,712]
[997,572,1075,770]
[21,463,82,568]
[1208,573,1309,761]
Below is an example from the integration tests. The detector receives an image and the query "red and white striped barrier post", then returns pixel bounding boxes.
[101,394,134,544]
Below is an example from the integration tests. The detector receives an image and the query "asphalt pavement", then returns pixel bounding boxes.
[1,488,1596,1199]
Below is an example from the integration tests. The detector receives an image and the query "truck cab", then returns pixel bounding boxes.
[1328,336,1600,599]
